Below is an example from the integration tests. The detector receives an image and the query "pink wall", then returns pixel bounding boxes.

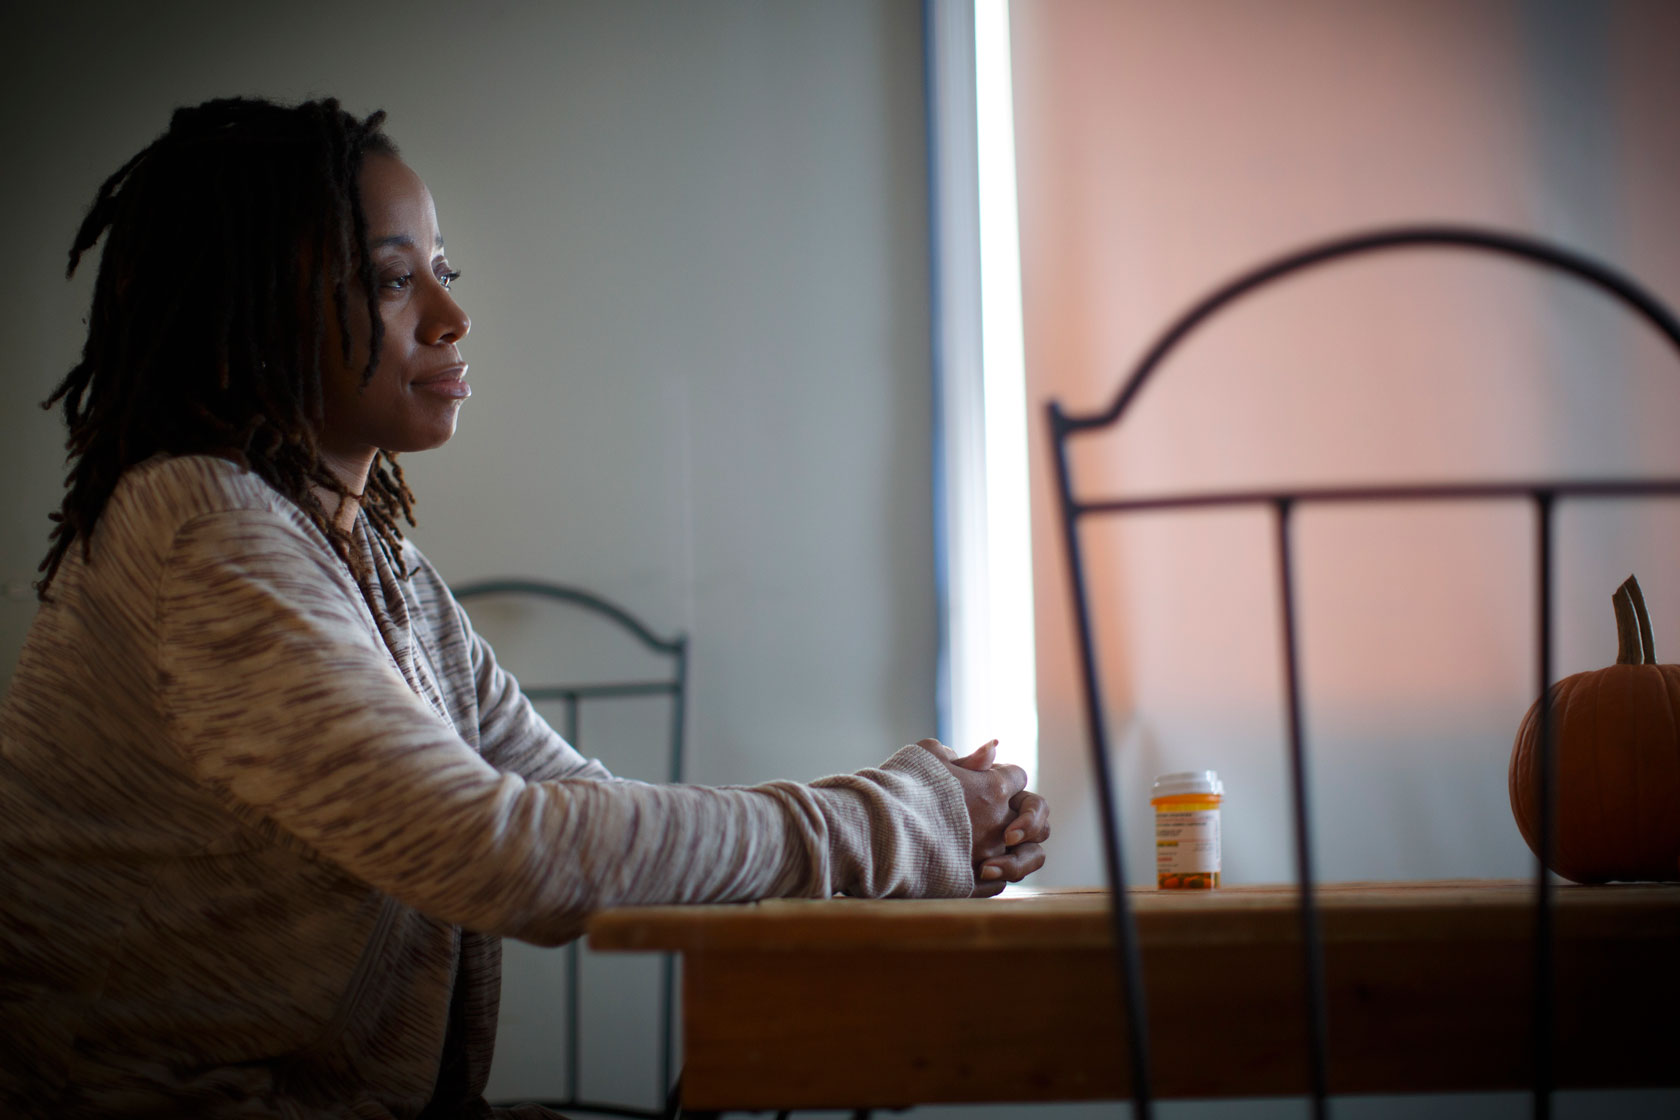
[1012,0,1680,886]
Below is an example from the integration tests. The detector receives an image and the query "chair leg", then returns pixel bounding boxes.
[661,1073,685,1120]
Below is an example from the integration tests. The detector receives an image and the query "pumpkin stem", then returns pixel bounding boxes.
[1613,575,1656,664]
[1626,574,1657,664]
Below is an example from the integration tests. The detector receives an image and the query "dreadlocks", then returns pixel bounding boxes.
[36,96,419,599]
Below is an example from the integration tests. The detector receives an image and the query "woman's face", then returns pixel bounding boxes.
[318,153,471,482]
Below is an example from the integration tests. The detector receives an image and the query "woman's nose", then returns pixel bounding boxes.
[423,284,470,345]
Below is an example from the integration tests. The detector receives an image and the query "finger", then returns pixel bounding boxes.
[981,842,1046,883]
[1003,791,1050,846]
[973,837,1009,865]
[915,737,956,761]
[990,761,1028,800]
[1004,790,1050,839]
[970,876,1008,899]
[955,739,998,771]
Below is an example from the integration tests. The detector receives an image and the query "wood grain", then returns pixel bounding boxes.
[587,881,1680,1109]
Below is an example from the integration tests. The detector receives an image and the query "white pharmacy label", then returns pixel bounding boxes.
[1155,809,1221,873]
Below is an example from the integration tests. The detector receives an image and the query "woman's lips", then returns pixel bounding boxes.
[413,365,470,399]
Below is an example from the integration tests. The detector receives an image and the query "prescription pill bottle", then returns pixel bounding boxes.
[1152,770,1222,889]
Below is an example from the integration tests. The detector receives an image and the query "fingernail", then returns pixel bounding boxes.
[1004,830,1024,846]
[980,865,1003,881]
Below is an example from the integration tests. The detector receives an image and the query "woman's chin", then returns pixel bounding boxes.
[389,412,463,455]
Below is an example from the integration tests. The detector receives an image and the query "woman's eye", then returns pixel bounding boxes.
[379,269,460,293]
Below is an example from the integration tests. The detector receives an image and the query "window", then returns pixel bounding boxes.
[927,0,1037,786]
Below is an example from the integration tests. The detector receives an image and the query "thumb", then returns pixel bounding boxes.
[916,737,958,762]
[955,739,998,771]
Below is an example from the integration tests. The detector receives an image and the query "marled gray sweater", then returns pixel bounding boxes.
[0,455,972,1118]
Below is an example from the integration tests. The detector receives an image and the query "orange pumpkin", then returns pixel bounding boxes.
[1509,575,1680,883]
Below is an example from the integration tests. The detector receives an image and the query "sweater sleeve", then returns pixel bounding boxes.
[457,604,615,783]
[156,510,973,945]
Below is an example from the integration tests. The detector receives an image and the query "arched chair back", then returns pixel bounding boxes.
[1046,227,1680,1119]
[453,578,687,1120]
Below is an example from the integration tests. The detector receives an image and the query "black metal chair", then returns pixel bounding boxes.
[1046,226,1680,1120]
[453,579,688,1120]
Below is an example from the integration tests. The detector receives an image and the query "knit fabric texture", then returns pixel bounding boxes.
[0,455,972,1118]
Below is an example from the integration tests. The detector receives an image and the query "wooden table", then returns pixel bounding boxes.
[586,880,1680,1112]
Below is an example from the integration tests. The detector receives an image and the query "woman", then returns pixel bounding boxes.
[0,98,1048,1118]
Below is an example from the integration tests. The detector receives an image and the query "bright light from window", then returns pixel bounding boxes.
[974,0,1038,790]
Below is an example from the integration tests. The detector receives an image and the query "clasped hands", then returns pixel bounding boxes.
[916,738,1049,898]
